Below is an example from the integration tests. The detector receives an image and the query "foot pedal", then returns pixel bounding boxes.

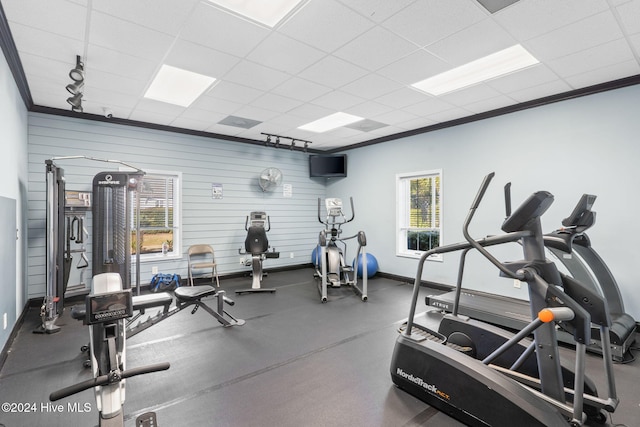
[445,332,476,357]
[136,411,159,426]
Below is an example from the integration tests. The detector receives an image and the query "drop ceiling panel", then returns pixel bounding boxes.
[546,38,636,79]
[278,0,374,53]
[298,55,368,89]
[179,2,270,57]
[245,32,325,74]
[2,0,639,151]
[333,26,420,72]
[342,0,418,24]
[494,0,610,41]
[616,1,640,35]
[270,77,332,102]
[424,18,517,66]
[164,39,241,78]
[524,11,624,61]
[92,0,199,36]
[382,0,487,47]
[89,12,175,61]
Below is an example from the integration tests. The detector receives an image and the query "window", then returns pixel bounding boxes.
[397,169,442,260]
[131,171,181,260]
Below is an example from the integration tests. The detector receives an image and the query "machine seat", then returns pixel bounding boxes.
[174,285,218,303]
[132,293,173,311]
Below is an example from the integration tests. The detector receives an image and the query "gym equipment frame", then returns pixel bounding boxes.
[237,211,279,294]
[314,197,368,302]
[391,173,619,426]
[50,273,170,427]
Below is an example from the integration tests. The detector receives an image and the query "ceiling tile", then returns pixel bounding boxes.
[333,26,420,71]
[278,0,374,53]
[340,73,403,99]
[338,0,417,23]
[89,11,175,62]
[246,32,326,74]
[525,11,624,61]
[298,55,368,88]
[508,80,574,103]
[424,18,517,66]
[382,0,486,46]
[375,87,428,109]
[7,23,84,62]
[463,94,518,114]
[310,90,365,111]
[547,38,636,79]
[615,0,640,35]
[270,77,332,102]
[92,0,199,36]
[486,64,559,94]
[224,60,290,92]
[179,2,270,57]
[208,81,263,104]
[164,39,241,79]
[377,49,449,85]
[3,0,86,40]
[563,59,640,89]
[250,93,303,113]
[494,0,611,41]
[86,45,157,82]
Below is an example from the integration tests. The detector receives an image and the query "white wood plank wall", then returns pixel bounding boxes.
[27,113,328,299]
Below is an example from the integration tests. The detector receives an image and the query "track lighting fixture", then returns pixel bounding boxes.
[261,133,312,152]
[67,92,83,113]
[69,55,84,82]
[65,80,84,95]
[66,55,85,113]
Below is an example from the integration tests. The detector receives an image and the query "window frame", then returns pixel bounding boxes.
[396,169,443,261]
[130,169,182,262]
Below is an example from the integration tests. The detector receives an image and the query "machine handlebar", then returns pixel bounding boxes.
[317,197,355,225]
[50,362,170,402]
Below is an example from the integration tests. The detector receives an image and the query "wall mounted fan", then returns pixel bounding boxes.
[259,167,283,192]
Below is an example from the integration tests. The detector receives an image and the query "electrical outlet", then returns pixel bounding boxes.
[3,313,7,330]
[513,279,521,289]
[152,266,158,275]
[240,257,245,265]
[290,252,294,258]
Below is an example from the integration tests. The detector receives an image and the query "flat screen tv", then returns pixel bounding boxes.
[309,154,347,178]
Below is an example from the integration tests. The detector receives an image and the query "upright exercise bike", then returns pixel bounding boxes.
[314,197,368,302]
[50,273,170,426]
[391,173,619,426]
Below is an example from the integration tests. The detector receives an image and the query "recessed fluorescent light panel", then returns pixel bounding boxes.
[299,112,364,133]
[412,45,539,96]
[144,65,216,107]
[207,0,305,27]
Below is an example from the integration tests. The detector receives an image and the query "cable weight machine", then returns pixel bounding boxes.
[36,156,145,334]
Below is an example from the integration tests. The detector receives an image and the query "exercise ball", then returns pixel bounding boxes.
[353,253,378,278]
[311,246,321,267]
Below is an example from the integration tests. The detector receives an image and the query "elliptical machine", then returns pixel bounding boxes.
[391,173,620,426]
[50,273,170,426]
[314,197,368,303]
[237,211,279,294]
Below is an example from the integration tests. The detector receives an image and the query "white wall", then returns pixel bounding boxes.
[332,84,640,321]
[26,113,325,299]
[0,50,28,350]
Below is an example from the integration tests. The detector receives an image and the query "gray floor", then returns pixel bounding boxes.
[0,268,637,427]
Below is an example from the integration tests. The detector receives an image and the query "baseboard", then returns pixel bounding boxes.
[376,271,453,291]
[0,300,32,372]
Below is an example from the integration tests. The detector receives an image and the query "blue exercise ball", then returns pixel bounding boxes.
[353,253,378,278]
[311,246,321,267]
